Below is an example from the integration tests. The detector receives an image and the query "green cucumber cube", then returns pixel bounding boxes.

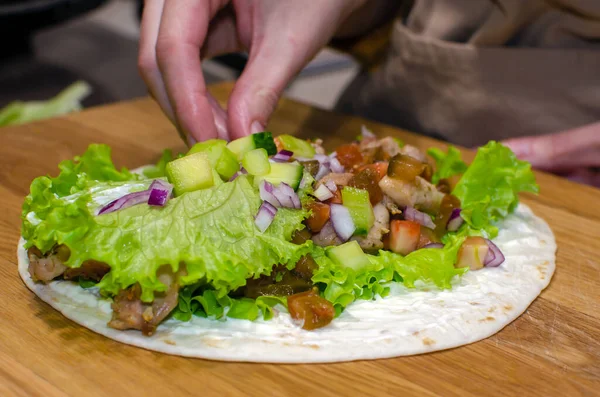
[187,139,239,180]
[277,134,316,158]
[166,152,214,196]
[253,162,304,190]
[242,148,271,176]
[341,187,375,235]
[227,132,277,160]
[326,241,371,271]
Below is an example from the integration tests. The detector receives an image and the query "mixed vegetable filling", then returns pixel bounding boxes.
[22,129,538,335]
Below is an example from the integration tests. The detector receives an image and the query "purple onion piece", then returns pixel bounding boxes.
[315,163,331,180]
[404,206,436,229]
[423,243,444,249]
[329,157,345,173]
[313,184,334,201]
[324,180,337,192]
[272,150,294,162]
[446,208,463,232]
[98,190,151,215]
[330,204,355,242]
[228,167,247,182]
[484,239,505,267]
[255,202,277,233]
[361,125,375,139]
[259,181,281,207]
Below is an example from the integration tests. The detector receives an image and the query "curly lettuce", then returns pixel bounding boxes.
[427,146,467,185]
[452,141,538,237]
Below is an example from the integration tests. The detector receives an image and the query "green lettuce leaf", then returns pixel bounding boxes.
[173,284,287,322]
[24,170,311,302]
[427,146,468,185]
[452,141,538,237]
[142,149,174,179]
[0,81,91,126]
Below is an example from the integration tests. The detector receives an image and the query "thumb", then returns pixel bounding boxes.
[226,1,356,139]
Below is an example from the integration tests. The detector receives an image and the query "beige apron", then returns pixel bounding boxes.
[335,0,600,147]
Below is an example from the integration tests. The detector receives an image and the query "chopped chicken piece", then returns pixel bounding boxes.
[27,246,68,282]
[400,144,427,163]
[379,176,444,213]
[352,203,390,252]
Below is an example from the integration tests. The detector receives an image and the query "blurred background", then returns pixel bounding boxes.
[0,0,359,112]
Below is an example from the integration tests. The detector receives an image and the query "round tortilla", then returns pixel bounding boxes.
[18,203,556,363]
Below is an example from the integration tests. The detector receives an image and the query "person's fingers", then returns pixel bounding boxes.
[227,1,352,139]
[565,168,600,188]
[201,7,240,59]
[207,93,229,140]
[138,0,175,124]
[502,121,600,171]
[156,0,229,142]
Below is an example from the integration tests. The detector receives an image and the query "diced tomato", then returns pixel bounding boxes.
[305,201,331,233]
[389,220,421,255]
[288,288,335,330]
[336,144,364,169]
[356,162,388,181]
[456,236,489,270]
[348,167,383,205]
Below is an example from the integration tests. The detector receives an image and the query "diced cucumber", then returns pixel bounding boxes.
[166,152,214,196]
[242,148,271,176]
[341,187,374,235]
[187,139,239,180]
[277,134,316,158]
[212,168,224,186]
[253,162,304,190]
[326,241,371,271]
[227,132,277,160]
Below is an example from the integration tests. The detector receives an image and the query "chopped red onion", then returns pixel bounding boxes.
[313,184,334,201]
[313,221,338,246]
[315,163,331,180]
[329,157,345,173]
[272,150,294,162]
[423,243,444,249]
[255,202,277,233]
[404,206,436,229]
[330,204,355,242]
[259,180,281,207]
[314,154,330,165]
[260,180,301,209]
[98,190,151,215]
[278,183,301,209]
[361,125,375,139]
[484,239,505,267]
[148,180,173,207]
[447,208,463,232]
[324,180,337,192]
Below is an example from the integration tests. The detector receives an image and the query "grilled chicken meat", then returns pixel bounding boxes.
[352,203,390,252]
[379,176,444,213]
[108,265,184,336]
[27,246,68,282]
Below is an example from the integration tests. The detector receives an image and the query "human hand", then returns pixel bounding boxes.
[503,121,600,187]
[138,0,368,144]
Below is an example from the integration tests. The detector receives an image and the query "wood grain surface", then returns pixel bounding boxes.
[0,82,599,396]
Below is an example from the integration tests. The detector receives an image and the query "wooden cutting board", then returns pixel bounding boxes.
[0,82,598,396]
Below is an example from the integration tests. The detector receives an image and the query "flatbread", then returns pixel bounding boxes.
[18,203,555,363]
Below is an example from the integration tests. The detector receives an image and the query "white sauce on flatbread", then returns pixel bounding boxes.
[18,203,555,363]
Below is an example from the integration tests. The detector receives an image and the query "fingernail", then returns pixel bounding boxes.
[187,134,197,146]
[251,121,265,135]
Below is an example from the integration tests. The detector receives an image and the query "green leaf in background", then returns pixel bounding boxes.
[0,81,92,127]
[427,146,468,185]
